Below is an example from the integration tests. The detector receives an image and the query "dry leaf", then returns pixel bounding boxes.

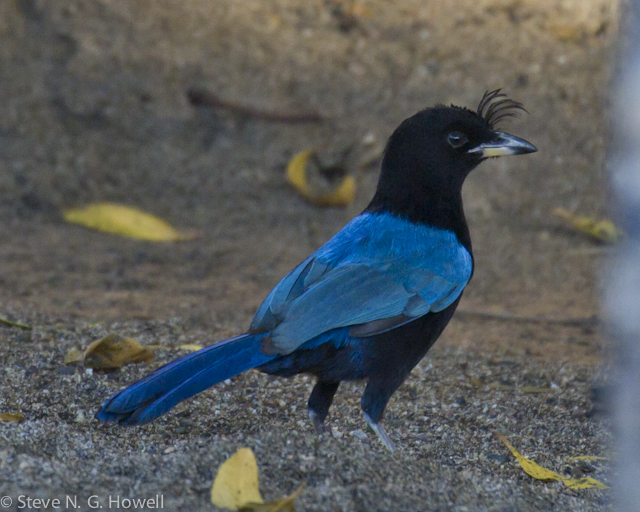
[494,432,608,490]
[241,485,306,512]
[83,334,154,370]
[211,449,305,511]
[552,208,623,243]
[0,412,24,423]
[64,348,84,364]
[286,149,356,207]
[211,448,264,510]
[63,202,197,242]
[178,344,203,352]
[568,456,609,462]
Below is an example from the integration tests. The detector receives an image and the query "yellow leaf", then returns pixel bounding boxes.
[565,477,610,490]
[552,208,624,244]
[240,484,306,512]
[178,344,203,352]
[0,412,24,423]
[64,348,84,364]
[211,448,264,510]
[83,334,154,370]
[63,202,197,242]
[494,432,608,490]
[286,150,356,207]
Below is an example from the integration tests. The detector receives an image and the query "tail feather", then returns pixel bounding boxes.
[96,333,273,425]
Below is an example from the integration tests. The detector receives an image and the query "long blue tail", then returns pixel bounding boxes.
[96,333,274,425]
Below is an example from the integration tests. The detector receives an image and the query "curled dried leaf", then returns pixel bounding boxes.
[84,334,153,370]
[286,149,356,207]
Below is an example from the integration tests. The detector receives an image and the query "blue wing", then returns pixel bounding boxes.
[250,212,473,354]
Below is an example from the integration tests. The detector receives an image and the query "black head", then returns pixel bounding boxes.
[367,90,537,248]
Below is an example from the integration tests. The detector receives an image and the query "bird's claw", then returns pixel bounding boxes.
[309,410,329,435]
[365,413,395,453]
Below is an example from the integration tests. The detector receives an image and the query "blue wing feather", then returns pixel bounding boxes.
[250,212,472,354]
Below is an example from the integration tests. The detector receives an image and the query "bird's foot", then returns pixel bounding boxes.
[364,413,395,453]
[309,410,331,435]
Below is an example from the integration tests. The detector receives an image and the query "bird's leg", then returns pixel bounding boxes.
[361,379,399,453]
[308,380,340,434]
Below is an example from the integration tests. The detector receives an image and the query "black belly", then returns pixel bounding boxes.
[259,295,461,383]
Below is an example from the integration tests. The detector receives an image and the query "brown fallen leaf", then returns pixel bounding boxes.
[286,149,356,207]
[494,432,608,490]
[83,334,154,370]
[63,202,198,242]
[552,208,624,244]
[0,412,24,423]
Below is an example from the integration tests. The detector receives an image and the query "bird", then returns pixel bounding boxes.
[96,90,537,451]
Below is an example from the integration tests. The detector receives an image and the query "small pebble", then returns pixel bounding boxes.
[486,453,510,464]
[362,132,376,145]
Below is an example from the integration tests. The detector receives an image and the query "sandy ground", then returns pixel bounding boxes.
[0,0,620,510]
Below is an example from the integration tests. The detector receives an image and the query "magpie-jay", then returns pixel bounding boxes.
[96,90,537,451]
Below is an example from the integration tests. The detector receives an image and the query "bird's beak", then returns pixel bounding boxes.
[468,132,537,158]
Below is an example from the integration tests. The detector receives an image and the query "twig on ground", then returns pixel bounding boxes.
[0,317,33,330]
[186,88,323,123]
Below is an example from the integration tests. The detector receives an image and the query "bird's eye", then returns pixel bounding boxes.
[447,131,468,149]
